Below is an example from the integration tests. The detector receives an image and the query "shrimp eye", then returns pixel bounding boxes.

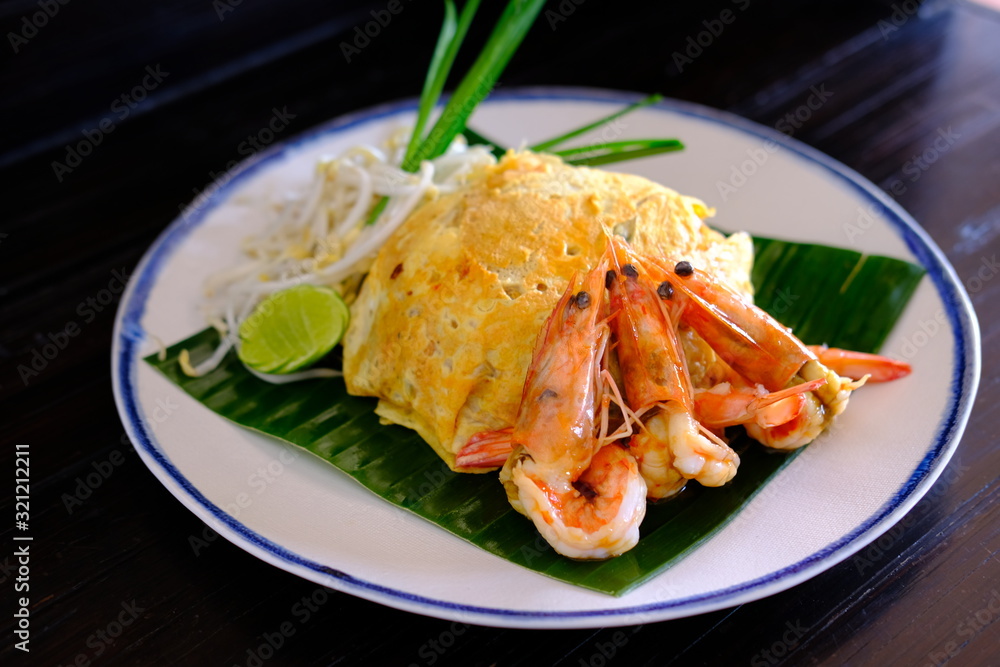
[623,264,639,279]
[657,281,674,300]
[574,291,592,309]
[605,270,616,289]
[674,261,694,276]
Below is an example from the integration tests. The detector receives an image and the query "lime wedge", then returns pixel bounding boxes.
[238,285,349,374]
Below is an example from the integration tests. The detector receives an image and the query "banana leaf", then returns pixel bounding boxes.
[145,238,924,596]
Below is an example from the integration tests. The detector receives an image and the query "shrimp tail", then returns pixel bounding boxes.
[455,428,514,469]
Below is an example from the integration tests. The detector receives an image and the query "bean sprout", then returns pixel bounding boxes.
[186,130,497,378]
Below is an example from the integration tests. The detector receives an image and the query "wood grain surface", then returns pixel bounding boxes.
[2,0,998,664]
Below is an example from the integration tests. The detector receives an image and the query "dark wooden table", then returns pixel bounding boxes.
[3,0,998,664]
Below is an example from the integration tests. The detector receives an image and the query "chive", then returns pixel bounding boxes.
[404,0,481,167]
[462,126,507,159]
[404,0,546,170]
[369,0,481,226]
[565,144,685,166]
[529,93,664,152]
[365,197,389,227]
[553,138,683,159]
[370,0,533,226]
[402,0,458,166]
[368,4,678,228]
[466,101,685,167]
[561,139,685,166]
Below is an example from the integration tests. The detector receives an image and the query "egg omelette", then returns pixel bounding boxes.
[342,151,754,471]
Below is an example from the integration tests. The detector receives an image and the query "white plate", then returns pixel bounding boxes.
[112,88,980,629]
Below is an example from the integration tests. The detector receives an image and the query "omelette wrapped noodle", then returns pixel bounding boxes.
[343,151,754,471]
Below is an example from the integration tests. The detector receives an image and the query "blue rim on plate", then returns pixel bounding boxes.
[112,88,981,627]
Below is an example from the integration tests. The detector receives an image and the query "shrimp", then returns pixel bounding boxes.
[499,260,647,559]
[639,252,908,450]
[607,238,739,499]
